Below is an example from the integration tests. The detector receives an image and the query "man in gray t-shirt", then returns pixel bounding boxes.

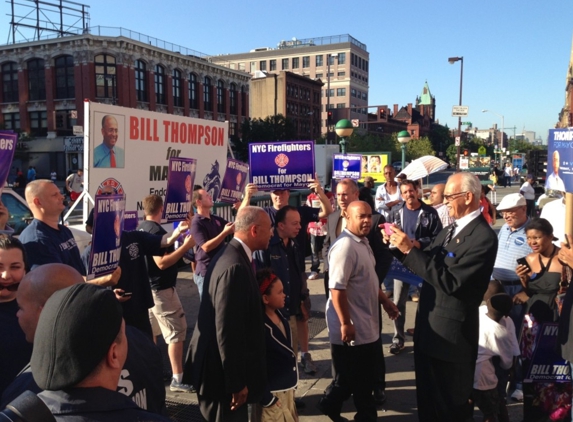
[319,201,398,422]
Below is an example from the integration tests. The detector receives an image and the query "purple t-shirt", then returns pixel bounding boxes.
[190,213,228,276]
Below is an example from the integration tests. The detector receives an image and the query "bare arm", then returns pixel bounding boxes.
[201,222,235,253]
[330,289,355,343]
[241,183,258,208]
[153,234,195,269]
[162,221,189,246]
[85,266,121,287]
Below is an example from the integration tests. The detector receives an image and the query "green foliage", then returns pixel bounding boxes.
[508,138,544,155]
[405,136,435,161]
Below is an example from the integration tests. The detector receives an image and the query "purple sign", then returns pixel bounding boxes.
[123,210,139,232]
[0,131,17,189]
[219,159,249,203]
[525,323,571,382]
[163,157,196,222]
[87,194,125,280]
[333,154,362,180]
[546,129,573,193]
[249,141,315,190]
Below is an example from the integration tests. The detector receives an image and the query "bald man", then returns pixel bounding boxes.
[1,264,166,414]
[94,115,125,168]
[429,184,454,228]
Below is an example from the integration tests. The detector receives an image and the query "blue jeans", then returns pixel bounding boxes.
[310,234,325,273]
[194,273,205,301]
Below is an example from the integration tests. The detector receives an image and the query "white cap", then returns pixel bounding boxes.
[496,193,526,211]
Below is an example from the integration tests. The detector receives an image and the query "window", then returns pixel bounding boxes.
[95,54,116,99]
[2,113,19,130]
[337,103,346,108]
[55,55,75,99]
[229,122,237,136]
[302,56,310,68]
[315,73,323,79]
[338,71,345,77]
[230,83,237,115]
[238,62,245,71]
[172,69,182,107]
[316,55,323,67]
[328,55,336,66]
[338,52,346,65]
[259,60,267,71]
[241,85,246,114]
[2,62,18,102]
[270,60,277,71]
[351,89,356,98]
[282,58,289,70]
[154,65,166,105]
[292,57,299,69]
[327,89,334,97]
[133,60,147,102]
[29,111,47,136]
[337,88,346,96]
[55,110,73,135]
[28,59,46,101]
[362,92,367,101]
[189,73,198,109]
[217,80,225,113]
[203,76,212,111]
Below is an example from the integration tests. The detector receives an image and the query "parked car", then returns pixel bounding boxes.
[392,161,410,173]
[1,187,91,252]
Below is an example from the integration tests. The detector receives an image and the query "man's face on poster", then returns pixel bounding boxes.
[185,174,192,193]
[553,151,560,175]
[114,213,121,238]
[102,116,119,149]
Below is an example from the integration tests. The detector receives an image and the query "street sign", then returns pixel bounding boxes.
[478,146,486,156]
[452,105,469,116]
[455,136,460,146]
[70,110,78,119]
[73,126,83,135]
[351,119,360,127]
[460,158,469,170]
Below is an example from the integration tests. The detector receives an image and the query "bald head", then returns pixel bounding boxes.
[345,200,372,237]
[25,180,52,205]
[17,264,84,342]
[429,183,446,206]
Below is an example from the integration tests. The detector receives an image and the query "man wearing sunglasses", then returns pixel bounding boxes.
[387,172,498,422]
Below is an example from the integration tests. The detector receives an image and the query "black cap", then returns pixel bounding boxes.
[31,283,123,390]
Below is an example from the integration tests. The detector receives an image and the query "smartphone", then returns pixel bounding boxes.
[516,257,531,272]
[120,292,133,297]
[382,223,394,236]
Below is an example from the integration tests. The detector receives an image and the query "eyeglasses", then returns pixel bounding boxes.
[443,191,468,201]
[0,283,19,292]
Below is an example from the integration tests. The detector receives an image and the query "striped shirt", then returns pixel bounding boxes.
[491,221,532,282]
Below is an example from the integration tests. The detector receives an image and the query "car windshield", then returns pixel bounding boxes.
[2,192,33,235]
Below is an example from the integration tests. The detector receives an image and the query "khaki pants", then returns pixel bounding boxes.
[251,389,298,422]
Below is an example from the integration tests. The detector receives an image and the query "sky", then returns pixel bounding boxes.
[8,0,572,143]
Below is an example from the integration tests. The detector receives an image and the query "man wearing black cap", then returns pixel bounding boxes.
[31,283,170,421]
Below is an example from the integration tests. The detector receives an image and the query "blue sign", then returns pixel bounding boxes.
[333,154,362,180]
[546,128,573,193]
[163,157,196,222]
[123,210,138,232]
[525,323,571,383]
[0,131,17,189]
[87,194,125,280]
[219,159,249,203]
[249,141,315,190]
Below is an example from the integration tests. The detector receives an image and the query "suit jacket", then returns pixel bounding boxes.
[186,238,266,402]
[322,209,392,284]
[402,214,498,363]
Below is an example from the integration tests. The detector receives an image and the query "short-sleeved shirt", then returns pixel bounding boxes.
[492,221,532,282]
[19,219,86,276]
[190,213,228,277]
[137,220,177,291]
[66,173,83,193]
[326,229,379,345]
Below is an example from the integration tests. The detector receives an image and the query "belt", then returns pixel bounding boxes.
[494,278,521,286]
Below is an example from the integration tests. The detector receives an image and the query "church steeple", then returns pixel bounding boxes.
[416,80,436,121]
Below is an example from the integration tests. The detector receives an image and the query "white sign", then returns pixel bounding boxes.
[452,105,469,116]
[459,158,469,170]
[70,110,78,119]
[351,119,360,127]
[455,136,461,146]
[73,125,83,135]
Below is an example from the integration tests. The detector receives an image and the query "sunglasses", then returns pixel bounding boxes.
[0,283,19,292]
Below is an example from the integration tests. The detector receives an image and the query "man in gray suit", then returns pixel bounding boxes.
[186,206,274,422]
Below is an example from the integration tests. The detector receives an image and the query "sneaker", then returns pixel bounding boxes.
[374,387,387,405]
[170,379,195,393]
[510,388,523,402]
[308,271,319,280]
[410,292,419,302]
[389,342,405,355]
[301,352,317,374]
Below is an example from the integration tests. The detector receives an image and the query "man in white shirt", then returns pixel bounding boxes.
[545,150,566,192]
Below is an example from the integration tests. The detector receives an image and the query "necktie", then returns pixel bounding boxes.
[110,150,116,168]
[442,223,457,247]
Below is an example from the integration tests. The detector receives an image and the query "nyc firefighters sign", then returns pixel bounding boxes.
[333,154,362,180]
[249,141,315,190]
[163,157,196,222]
[0,131,17,188]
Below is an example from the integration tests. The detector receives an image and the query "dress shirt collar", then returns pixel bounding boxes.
[234,237,253,262]
[453,208,481,237]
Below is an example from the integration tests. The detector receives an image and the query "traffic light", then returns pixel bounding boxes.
[379,108,386,120]
[327,111,333,124]
[463,149,469,157]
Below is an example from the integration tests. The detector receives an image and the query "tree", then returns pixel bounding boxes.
[405,136,435,161]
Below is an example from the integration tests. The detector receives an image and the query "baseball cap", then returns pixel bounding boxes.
[363,176,376,183]
[31,283,123,390]
[496,193,526,211]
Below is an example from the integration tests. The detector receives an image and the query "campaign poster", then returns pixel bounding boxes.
[163,157,196,222]
[332,154,362,180]
[0,131,17,189]
[546,128,573,193]
[219,159,249,203]
[356,152,391,182]
[249,141,315,190]
[123,210,139,232]
[87,194,125,280]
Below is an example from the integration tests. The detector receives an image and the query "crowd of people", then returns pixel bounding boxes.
[1,168,573,422]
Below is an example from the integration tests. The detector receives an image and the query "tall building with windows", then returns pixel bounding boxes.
[210,34,369,136]
[0,29,250,176]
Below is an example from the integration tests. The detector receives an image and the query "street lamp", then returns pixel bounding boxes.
[335,119,354,155]
[448,56,464,169]
[397,130,411,170]
[482,109,504,163]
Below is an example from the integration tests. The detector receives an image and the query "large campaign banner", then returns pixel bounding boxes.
[357,152,391,182]
[249,141,315,190]
[84,102,228,223]
[0,131,17,189]
[163,157,196,222]
[87,194,125,280]
[332,154,362,180]
[546,128,573,193]
[219,159,249,203]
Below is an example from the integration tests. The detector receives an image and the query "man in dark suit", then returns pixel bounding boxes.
[321,178,393,406]
[186,206,274,422]
[387,172,498,421]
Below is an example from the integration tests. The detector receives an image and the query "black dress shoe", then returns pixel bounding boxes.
[317,397,348,422]
[294,397,306,409]
[374,388,387,405]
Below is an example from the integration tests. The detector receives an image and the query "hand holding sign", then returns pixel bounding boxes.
[307,173,324,194]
